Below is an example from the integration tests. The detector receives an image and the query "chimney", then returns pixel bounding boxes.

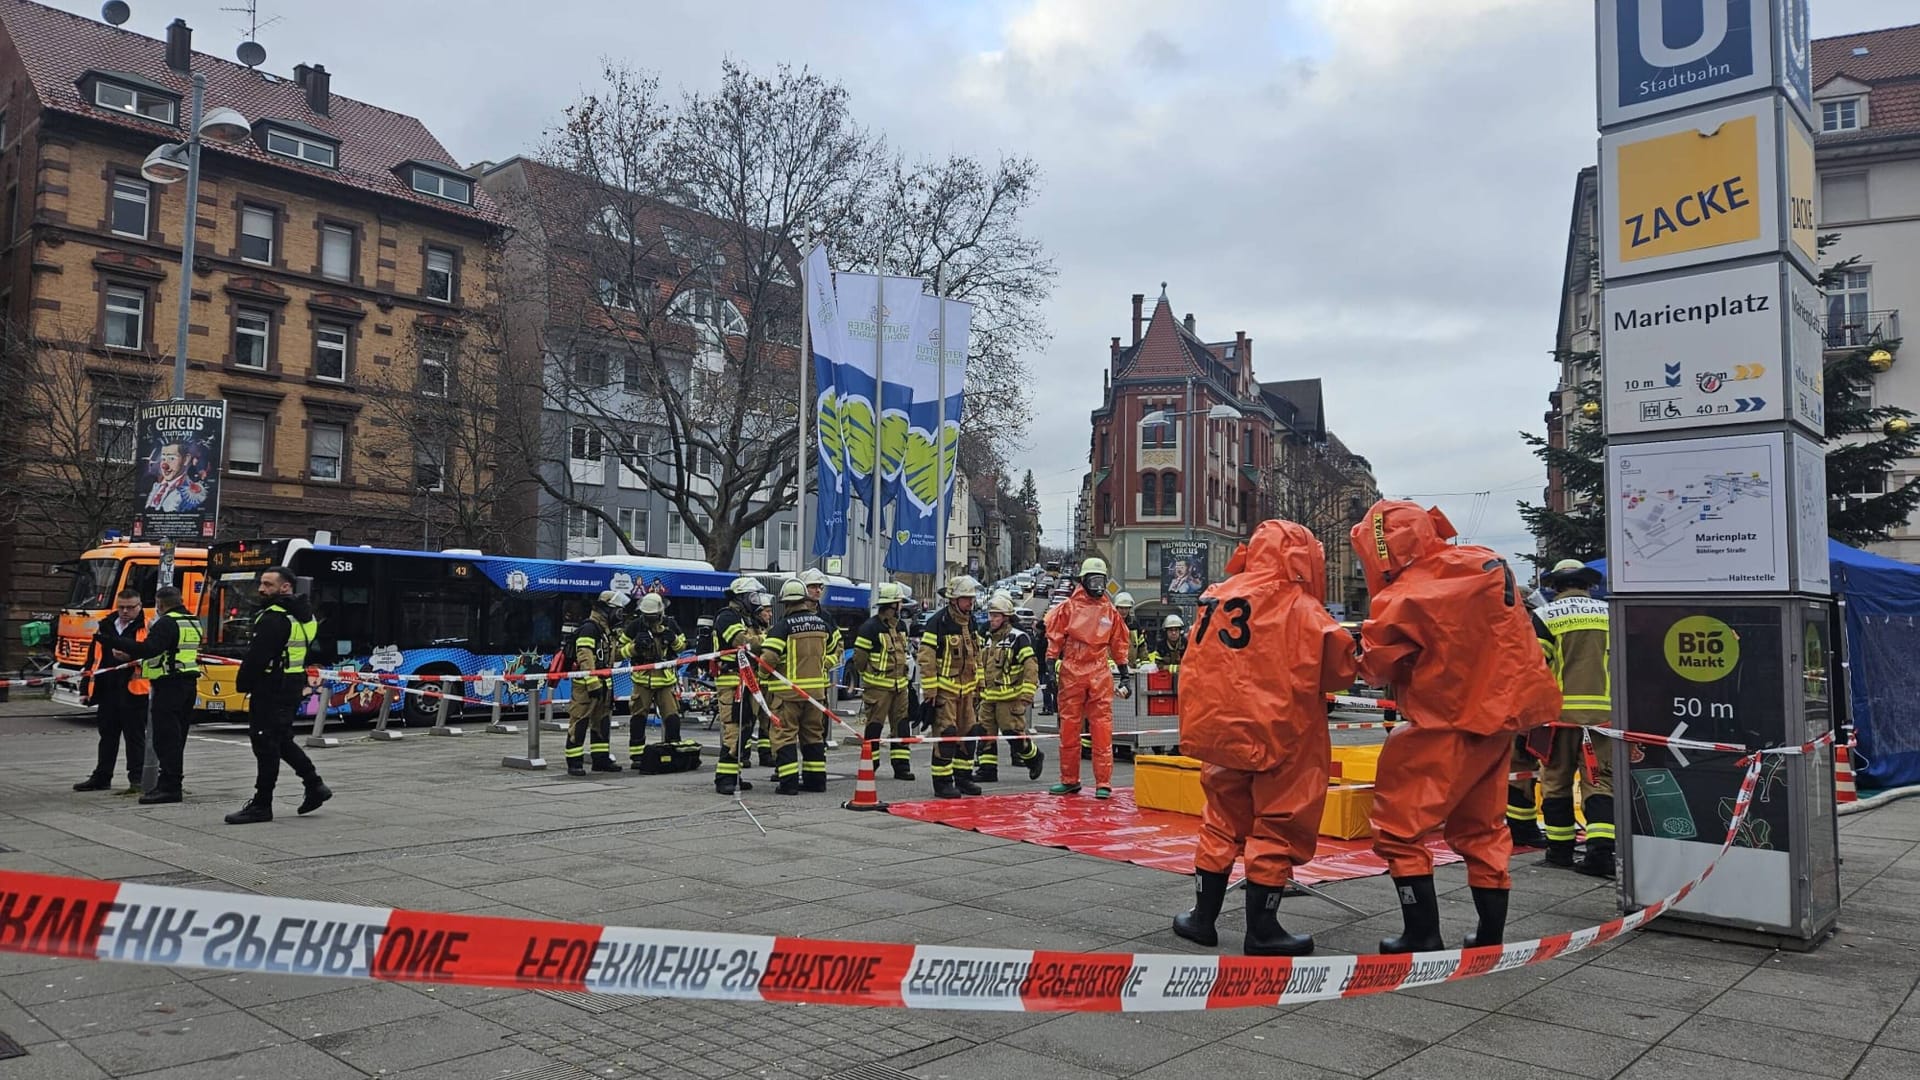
[1131,293,1145,345]
[1183,313,1196,335]
[293,63,312,87]
[305,64,331,115]
[1110,335,1121,362]
[164,18,191,74]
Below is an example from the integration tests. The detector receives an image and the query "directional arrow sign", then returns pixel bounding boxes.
[1669,720,1691,768]
[1735,397,1766,413]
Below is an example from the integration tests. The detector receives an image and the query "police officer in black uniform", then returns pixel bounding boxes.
[227,568,331,825]
[94,585,201,805]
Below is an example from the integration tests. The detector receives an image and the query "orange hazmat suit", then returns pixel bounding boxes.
[1179,521,1358,886]
[1046,588,1130,788]
[1351,500,1562,889]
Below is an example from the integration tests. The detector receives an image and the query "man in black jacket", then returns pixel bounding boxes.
[74,588,148,794]
[94,585,201,804]
[227,567,331,825]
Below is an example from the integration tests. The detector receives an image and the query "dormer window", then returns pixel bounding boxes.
[263,127,337,168]
[93,79,175,124]
[410,168,471,205]
[1821,97,1864,133]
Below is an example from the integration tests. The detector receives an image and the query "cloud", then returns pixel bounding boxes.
[50,0,1911,569]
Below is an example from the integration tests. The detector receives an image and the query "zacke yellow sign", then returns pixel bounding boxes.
[1786,114,1818,266]
[1615,114,1763,264]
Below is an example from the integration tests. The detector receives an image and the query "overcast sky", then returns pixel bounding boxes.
[60,0,1917,565]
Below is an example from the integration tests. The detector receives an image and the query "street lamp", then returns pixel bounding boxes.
[121,15,253,398]
[1139,401,1244,545]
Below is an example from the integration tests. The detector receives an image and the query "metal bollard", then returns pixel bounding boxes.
[502,676,546,769]
[539,679,569,731]
[369,682,404,740]
[303,686,340,748]
[485,677,518,734]
[429,677,464,736]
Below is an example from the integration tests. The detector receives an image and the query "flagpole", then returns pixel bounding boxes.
[934,272,947,595]
[796,252,810,570]
[870,274,885,589]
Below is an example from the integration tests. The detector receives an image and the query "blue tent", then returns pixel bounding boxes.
[1587,541,1920,788]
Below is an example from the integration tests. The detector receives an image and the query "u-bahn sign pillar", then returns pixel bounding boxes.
[1595,0,1839,948]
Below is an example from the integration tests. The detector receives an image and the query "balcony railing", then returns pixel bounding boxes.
[1823,310,1901,351]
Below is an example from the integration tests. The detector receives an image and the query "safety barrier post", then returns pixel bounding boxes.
[302,686,339,749]
[485,678,518,734]
[429,677,464,736]
[502,676,546,770]
[369,682,403,741]
[540,683,569,731]
[841,736,889,812]
[1835,737,1857,806]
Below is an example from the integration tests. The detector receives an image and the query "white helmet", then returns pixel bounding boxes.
[947,575,981,599]
[779,579,807,602]
[1163,613,1185,630]
[1114,591,1136,610]
[727,575,759,598]
[987,593,1016,616]
[597,589,627,609]
[637,593,666,616]
[1079,556,1108,577]
[799,568,828,587]
[876,582,906,605]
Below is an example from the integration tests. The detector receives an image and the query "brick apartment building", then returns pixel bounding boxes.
[0,0,502,625]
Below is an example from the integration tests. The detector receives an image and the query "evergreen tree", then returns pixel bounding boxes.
[1818,239,1918,546]
[1518,369,1605,570]
[1018,470,1041,526]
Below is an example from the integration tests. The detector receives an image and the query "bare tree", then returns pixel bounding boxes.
[1268,435,1378,602]
[0,321,155,553]
[844,154,1056,470]
[360,262,552,552]
[516,60,882,569]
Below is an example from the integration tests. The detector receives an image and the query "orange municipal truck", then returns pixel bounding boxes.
[48,539,207,709]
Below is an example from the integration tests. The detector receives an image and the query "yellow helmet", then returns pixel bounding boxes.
[947,575,981,599]
[1114,591,1136,610]
[779,579,807,602]
[987,593,1016,616]
[876,582,905,605]
[1079,556,1108,577]
[637,593,666,616]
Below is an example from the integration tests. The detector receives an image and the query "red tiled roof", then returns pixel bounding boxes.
[0,0,497,225]
[1813,22,1920,139]
[1118,294,1217,380]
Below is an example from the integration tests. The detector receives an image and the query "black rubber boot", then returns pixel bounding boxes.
[891,760,917,782]
[716,777,738,795]
[73,775,113,792]
[1244,883,1315,957]
[774,777,801,796]
[953,768,983,797]
[1026,748,1046,781]
[1540,840,1577,868]
[224,798,273,825]
[1462,886,1510,948]
[1576,840,1616,878]
[933,777,961,800]
[566,761,587,777]
[1379,875,1444,954]
[590,754,623,773]
[138,789,183,805]
[297,781,332,815]
[975,765,999,783]
[1171,869,1229,947]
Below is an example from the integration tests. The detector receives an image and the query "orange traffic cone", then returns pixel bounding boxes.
[842,736,890,812]
[1835,740,1858,806]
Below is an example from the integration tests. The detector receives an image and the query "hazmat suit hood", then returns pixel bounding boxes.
[1242,519,1328,603]
[1351,499,1458,597]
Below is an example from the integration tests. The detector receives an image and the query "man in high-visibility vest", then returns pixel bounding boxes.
[564,592,624,777]
[978,592,1045,782]
[919,575,985,798]
[624,592,687,769]
[74,587,148,794]
[762,579,836,795]
[228,568,331,824]
[1537,559,1616,877]
[710,576,762,795]
[94,585,201,805]
[851,582,915,781]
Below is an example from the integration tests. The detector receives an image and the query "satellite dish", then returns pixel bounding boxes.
[101,1,130,25]
[236,40,266,67]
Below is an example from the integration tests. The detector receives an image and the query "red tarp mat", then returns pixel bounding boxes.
[888,788,1462,884]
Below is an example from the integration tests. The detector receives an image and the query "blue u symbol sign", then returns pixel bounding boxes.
[1636,0,1730,67]
[1615,0,1755,108]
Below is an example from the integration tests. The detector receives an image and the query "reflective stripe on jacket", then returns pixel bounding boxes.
[851,614,911,691]
[626,617,687,687]
[917,606,980,696]
[761,604,834,695]
[573,612,612,690]
[139,610,202,680]
[981,626,1039,703]
[1541,593,1611,722]
[712,607,751,689]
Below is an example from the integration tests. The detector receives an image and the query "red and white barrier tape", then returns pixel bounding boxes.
[304,648,738,685]
[1327,694,1397,711]
[1,659,140,690]
[0,755,1764,1011]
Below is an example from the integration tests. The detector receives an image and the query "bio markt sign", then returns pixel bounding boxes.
[1600,98,1781,279]
[1598,0,1763,127]
[1602,262,1791,435]
[1606,431,1790,593]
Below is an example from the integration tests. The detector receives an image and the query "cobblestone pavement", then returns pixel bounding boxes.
[1,700,1916,1079]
